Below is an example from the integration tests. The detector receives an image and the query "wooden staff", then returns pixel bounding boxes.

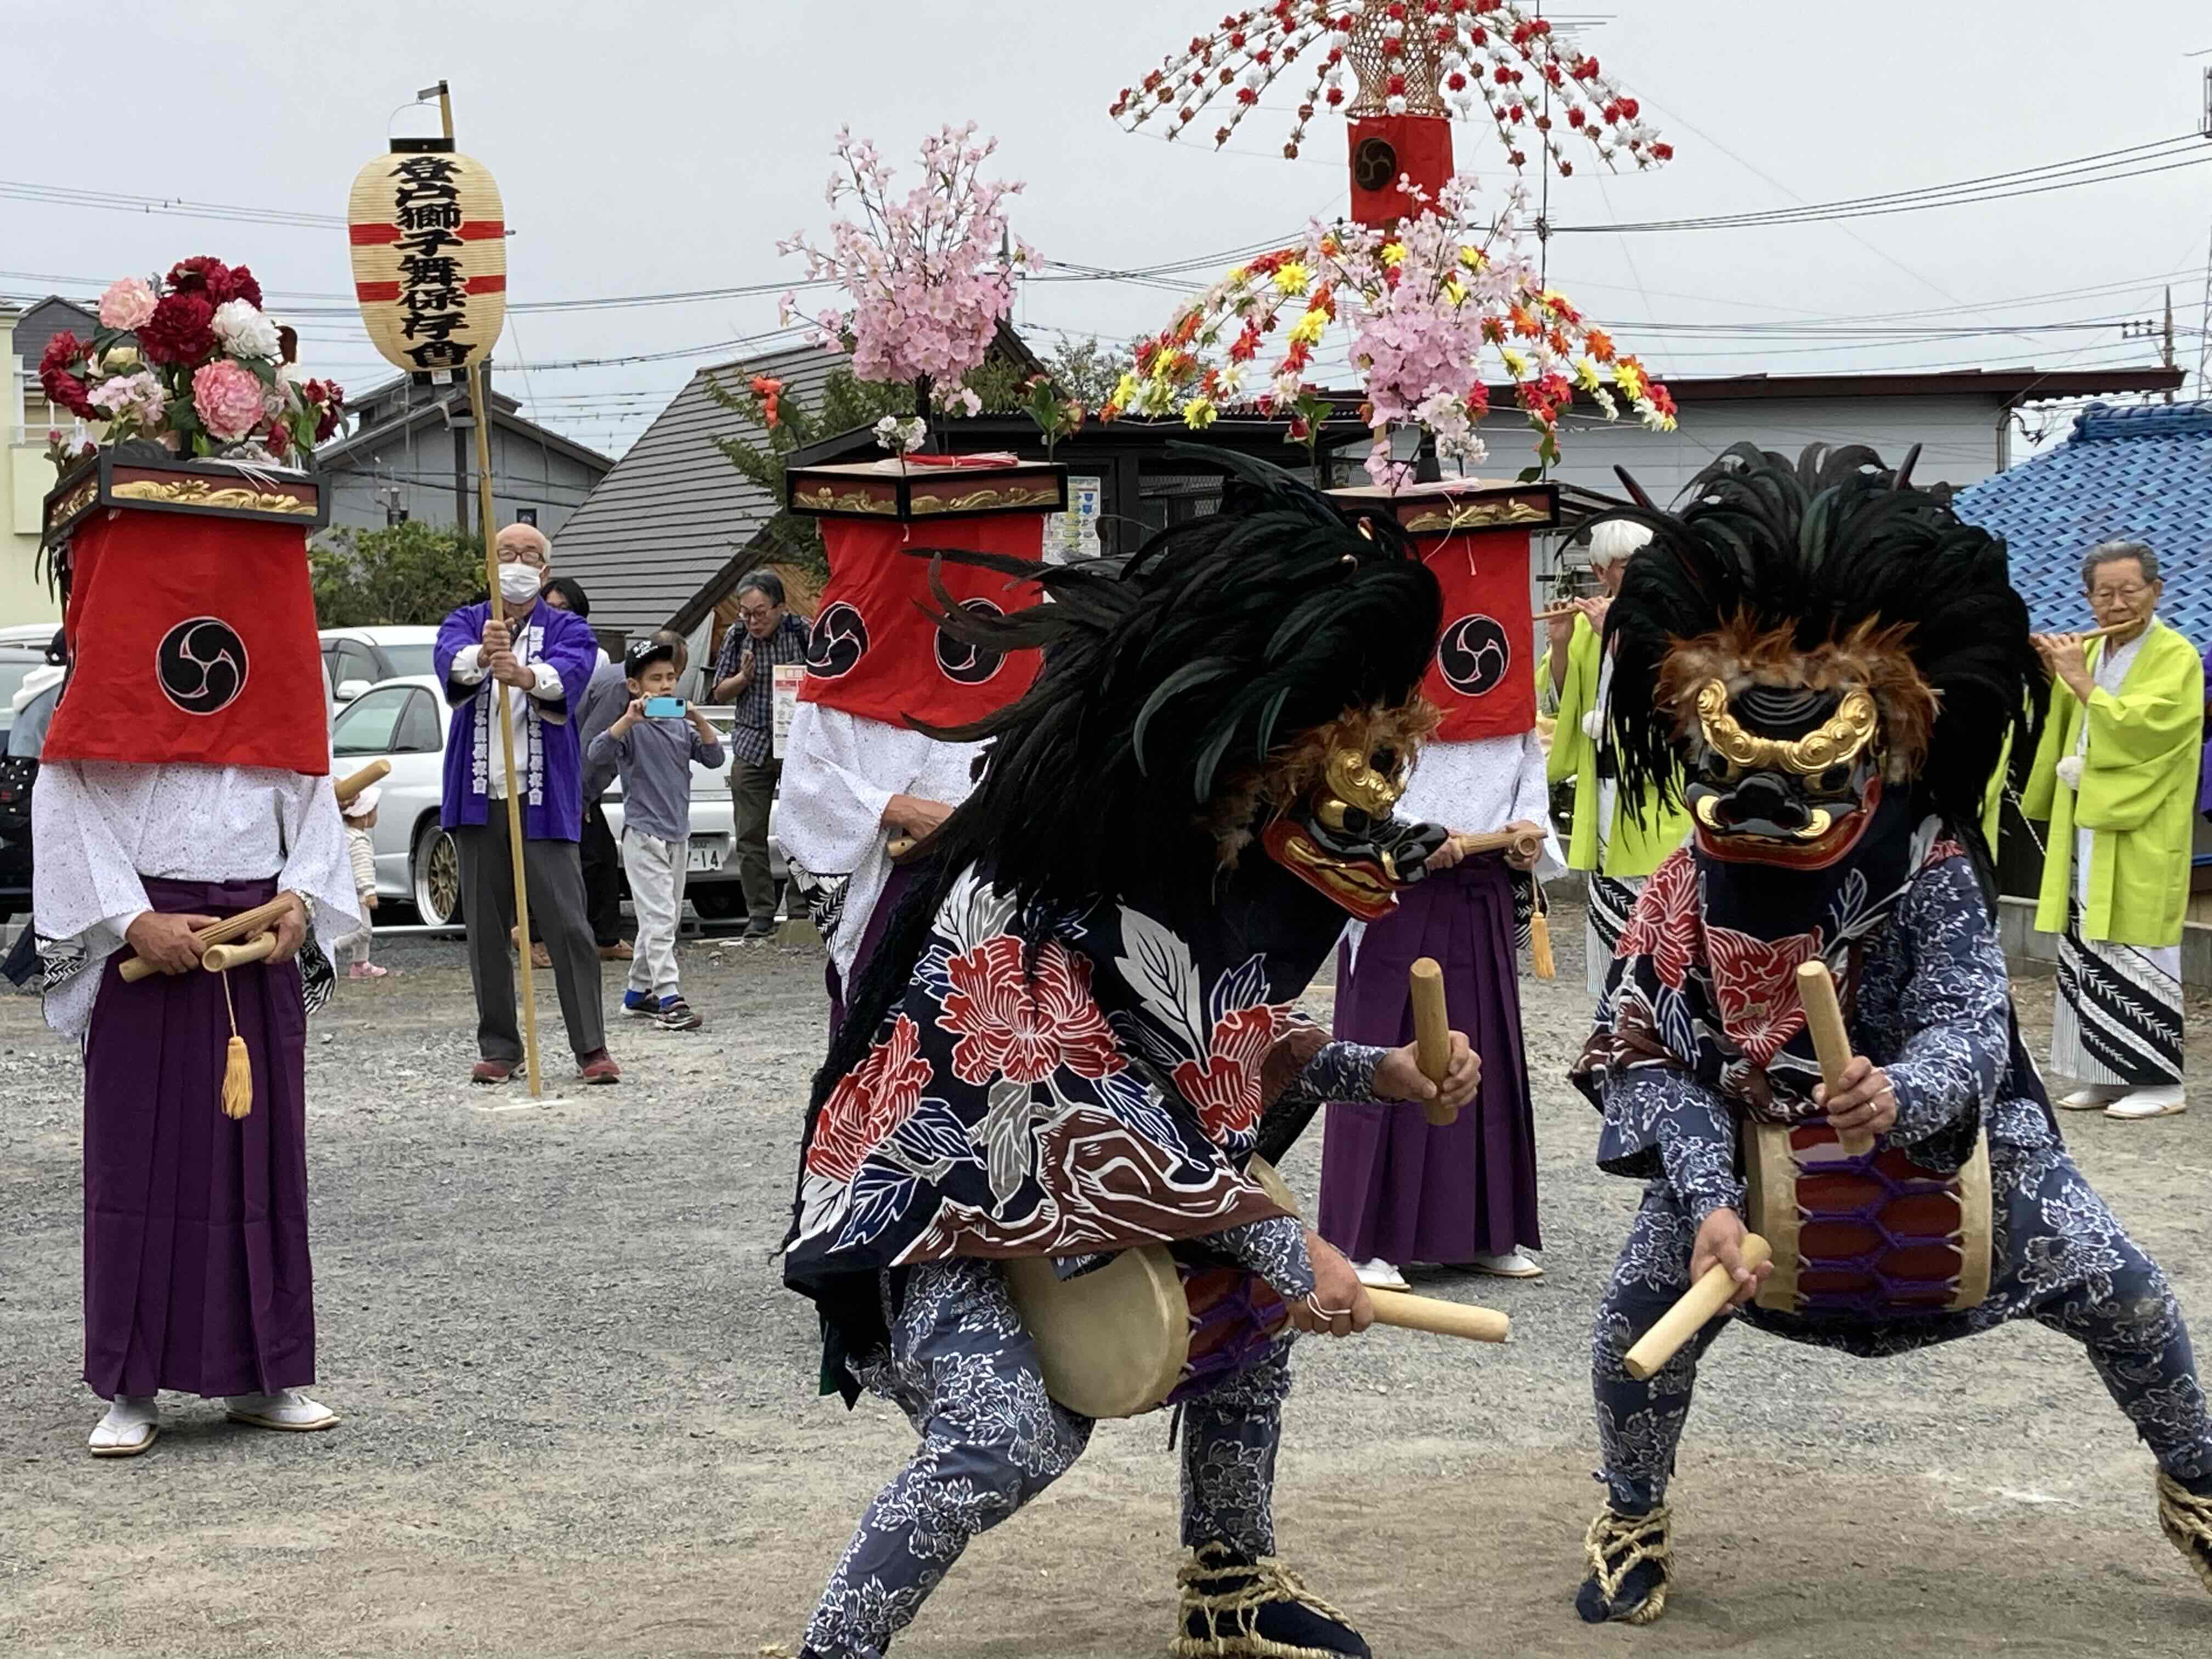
[334,758,390,806]
[472,359,542,1098]
[1623,1233,1773,1380]
[117,894,301,983]
[203,934,278,973]
[1408,956,1457,1126]
[1797,960,1873,1156]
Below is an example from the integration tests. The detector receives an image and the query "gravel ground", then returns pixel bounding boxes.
[3,908,2211,1657]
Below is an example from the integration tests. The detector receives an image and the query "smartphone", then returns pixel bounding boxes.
[644,696,686,719]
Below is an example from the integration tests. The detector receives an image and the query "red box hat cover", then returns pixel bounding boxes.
[798,515,1045,729]
[43,509,330,776]
[1417,527,1537,743]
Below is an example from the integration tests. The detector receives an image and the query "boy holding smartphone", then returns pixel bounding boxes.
[589,635,725,1030]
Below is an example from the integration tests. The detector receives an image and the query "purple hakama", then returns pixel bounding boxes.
[82,876,316,1401]
[1316,854,1542,1263]
[826,860,919,1038]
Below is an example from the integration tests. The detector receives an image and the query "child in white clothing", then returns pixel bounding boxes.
[339,787,391,979]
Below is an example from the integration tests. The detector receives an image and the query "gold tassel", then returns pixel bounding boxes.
[1530,896,1557,981]
[219,972,253,1120]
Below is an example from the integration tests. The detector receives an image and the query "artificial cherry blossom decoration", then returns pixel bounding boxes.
[1109,0,1672,173]
[1104,175,1674,481]
[779,124,1028,418]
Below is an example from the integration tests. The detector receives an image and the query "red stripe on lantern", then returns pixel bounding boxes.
[346,218,505,246]
[466,274,507,294]
[354,281,402,301]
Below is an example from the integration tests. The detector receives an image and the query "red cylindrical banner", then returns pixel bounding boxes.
[798,514,1045,729]
[1347,114,1456,228]
[1418,528,1536,742]
[44,510,330,775]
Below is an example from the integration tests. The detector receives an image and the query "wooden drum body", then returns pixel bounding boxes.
[1007,1248,1290,1420]
[1743,1121,1993,1317]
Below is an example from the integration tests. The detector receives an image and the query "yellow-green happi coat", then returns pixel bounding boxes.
[2022,619,2203,949]
[1543,613,1691,878]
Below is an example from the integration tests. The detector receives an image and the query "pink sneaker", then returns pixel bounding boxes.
[347,962,392,979]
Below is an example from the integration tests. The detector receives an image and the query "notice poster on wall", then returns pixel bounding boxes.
[771,663,806,757]
[1043,476,1103,563]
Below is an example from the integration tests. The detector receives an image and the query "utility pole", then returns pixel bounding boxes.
[2163,285,2176,403]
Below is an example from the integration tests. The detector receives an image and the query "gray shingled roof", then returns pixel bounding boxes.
[550,342,843,637]
[11,296,101,377]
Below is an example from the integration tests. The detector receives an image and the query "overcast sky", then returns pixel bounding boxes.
[7,1,2209,459]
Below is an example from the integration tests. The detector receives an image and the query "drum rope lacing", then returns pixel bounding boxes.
[1790,1137,1966,1316]
[1582,1503,1673,1627]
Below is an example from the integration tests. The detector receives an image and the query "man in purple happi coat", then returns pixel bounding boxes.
[435,523,617,1085]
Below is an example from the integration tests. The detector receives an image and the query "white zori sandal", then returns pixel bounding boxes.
[225,1389,340,1431]
[89,1395,160,1458]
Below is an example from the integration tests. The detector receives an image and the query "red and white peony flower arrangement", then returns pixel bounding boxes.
[38,257,345,469]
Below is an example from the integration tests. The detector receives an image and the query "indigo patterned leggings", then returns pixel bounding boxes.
[804,1259,1292,1659]
[1593,1144,2212,1511]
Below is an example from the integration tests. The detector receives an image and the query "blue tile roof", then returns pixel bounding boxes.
[1952,400,2212,658]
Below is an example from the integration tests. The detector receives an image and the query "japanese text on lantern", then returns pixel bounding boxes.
[347,145,508,377]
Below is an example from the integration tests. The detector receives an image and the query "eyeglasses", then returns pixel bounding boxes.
[2087,583,2153,604]
[737,603,776,621]
[498,549,547,568]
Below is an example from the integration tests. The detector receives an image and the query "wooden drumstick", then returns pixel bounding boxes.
[334,758,390,806]
[1409,956,1456,1127]
[1622,1233,1774,1380]
[1244,1159,1512,1344]
[1797,960,1874,1156]
[117,894,302,983]
[202,934,278,973]
[1449,828,1542,861]
[1366,1287,1510,1343]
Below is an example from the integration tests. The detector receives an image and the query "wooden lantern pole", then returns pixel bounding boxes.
[432,82,541,1097]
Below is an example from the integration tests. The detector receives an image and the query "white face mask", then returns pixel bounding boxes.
[498,562,543,605]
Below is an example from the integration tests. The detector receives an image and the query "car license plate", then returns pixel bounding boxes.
[687,838,726,872]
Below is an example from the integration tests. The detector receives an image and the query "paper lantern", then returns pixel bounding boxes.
[348,137,506,375]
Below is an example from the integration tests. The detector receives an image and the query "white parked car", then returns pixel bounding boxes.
[328,675,780,926]
[320,626,443,704]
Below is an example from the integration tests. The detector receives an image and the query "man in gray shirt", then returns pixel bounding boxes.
[586,634,724,1030]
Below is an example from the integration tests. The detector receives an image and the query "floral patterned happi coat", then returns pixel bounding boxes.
[785,855,1350,1367]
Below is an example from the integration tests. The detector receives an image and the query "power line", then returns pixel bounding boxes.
[1557,134,2212,234]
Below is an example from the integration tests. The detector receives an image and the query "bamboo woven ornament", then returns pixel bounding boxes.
[348,138,507,375]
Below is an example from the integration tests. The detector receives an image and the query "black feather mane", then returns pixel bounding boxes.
[813,446,1441,1109]
[1597,442,2047,890]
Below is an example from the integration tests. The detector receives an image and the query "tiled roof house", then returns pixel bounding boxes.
[1954,400,2212,654]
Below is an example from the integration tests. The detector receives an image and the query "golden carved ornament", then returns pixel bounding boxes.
[110,478,318,516]
[793,485,896,516]
[909,486,1063,515]
[1402,499,1548,533]
[1694,680,1878,777]
[48,476,99,528]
